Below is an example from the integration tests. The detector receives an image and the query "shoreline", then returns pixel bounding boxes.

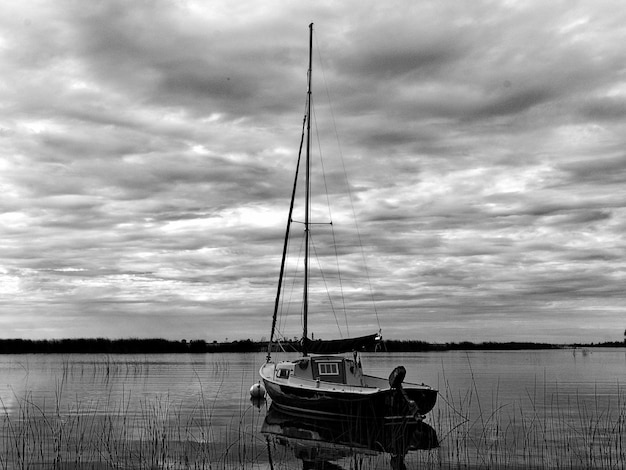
[0,338,623,354]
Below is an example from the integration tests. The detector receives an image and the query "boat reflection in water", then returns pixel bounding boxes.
[261,404,438,470]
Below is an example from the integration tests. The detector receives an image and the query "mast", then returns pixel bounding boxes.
[266,113,306,362]
[303,22,313,357]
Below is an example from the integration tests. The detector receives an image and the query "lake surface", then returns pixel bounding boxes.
[1,348,625,469]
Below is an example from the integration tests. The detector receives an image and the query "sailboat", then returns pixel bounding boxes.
[259,23,437,422]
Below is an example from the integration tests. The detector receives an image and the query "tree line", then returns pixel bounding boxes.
[0,338,623,354]
[0,338,254,354]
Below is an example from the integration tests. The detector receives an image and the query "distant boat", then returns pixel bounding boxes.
[259,23,437,422]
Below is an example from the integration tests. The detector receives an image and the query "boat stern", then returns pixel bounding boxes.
[404,386,438,415]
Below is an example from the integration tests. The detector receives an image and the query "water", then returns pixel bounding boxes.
[1,348,625,469]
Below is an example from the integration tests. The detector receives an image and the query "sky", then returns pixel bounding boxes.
[1,0,625,344]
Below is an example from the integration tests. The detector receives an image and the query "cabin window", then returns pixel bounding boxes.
[276,368,290,379]
[318,362,339,376]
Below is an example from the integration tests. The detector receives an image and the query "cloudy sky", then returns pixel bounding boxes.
[1,0,625,344]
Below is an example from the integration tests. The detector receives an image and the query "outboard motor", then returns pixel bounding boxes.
[389,366,406,389]
[388,366,419,418]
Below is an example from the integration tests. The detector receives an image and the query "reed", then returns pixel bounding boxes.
[0,364,266,470]
[418,371,626,469]
[1,359,625,469]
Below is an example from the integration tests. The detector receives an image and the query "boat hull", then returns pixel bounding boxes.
[262,404,439,459]
[262,376,437,421]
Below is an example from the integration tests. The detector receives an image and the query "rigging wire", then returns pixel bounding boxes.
[311,99,350,338]
[277,229,305,343]
[267,92,308,359]
[309,231,345,338]
[314,31,382,332]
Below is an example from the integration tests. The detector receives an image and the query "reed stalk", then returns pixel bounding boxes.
[1,356,624,469]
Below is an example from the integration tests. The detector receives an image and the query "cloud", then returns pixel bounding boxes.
[0,0,625,343]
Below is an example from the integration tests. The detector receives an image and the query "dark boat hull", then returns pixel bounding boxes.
[263,378,437,420]
[262,404,439,458]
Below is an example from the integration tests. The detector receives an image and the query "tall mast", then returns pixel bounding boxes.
[266,113,306,362]
[303,22,313,356]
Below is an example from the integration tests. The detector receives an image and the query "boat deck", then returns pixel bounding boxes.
[260,358,432,395]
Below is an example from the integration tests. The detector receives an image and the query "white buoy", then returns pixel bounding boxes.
[249,381,266,399]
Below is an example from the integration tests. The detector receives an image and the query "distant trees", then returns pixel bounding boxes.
[0,338,189,354]
[0,338,623,354]
[0,338,270,354]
